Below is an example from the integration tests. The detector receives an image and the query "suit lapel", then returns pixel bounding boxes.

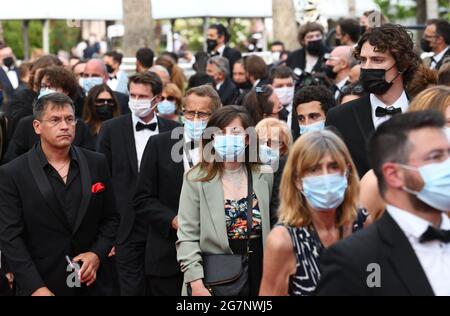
[157,116,176,133]
[72,147,92,235]
[27,146,71,232]
[201,175,232,253]
[251,170,271,243]
[351,94,375,141]
[377,212,435,296]
[122,115,139,176]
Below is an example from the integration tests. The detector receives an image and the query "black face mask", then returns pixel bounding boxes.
[360,25,367,35]
[235,81,252,90]
[324,65,338,80]
[3,57,14,69]
[105,64,114,74]
[335,38,342,47]
[420,38,433,53]
[359,64,401,95]
[306,40,325,56]
[207,39,218,53]
[95,105,114,121]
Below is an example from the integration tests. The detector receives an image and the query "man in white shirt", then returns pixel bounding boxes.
[326,24,420,177]
[317,110,450,296]
[104,51,129,95]
[324,45,357,100]
[0,46,20,100]
[421,19,450,71]
[206,23,242,73]
[122,85,222,296]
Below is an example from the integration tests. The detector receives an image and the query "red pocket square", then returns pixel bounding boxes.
[92,182,105,194]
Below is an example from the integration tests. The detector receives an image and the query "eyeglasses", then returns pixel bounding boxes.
[40,117,78,127]
[95,98,115,106]
[341,83,365,95]
[161,96,176,102]
[183,110,211,120]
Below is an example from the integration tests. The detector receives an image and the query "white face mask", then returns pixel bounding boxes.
[129,96,157,118]
[274,86,295,106]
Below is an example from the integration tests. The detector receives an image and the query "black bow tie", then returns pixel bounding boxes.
[375,106,402,118]
[419,226,450,244]
[136,122,157,132]
[110,75,117,80]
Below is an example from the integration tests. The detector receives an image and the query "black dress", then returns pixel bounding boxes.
[225,193,263,296]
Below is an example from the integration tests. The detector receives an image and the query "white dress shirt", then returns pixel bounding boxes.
[216,44,226,57]
[286,103,293,130]
[431,46,450,70]
[371,91,409,129]
[335,76,349,99]
[132,113,159,171]
[386,205,450,296]
[1,65,19,89]
[183,132,200,173]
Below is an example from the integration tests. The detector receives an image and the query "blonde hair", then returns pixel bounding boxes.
[409,86,450,116]
[163,83,183,113]
[278,130,360,228]
[255,118,293,157]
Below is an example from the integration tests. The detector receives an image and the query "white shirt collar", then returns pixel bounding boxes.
[336,77,349,90]
[433,46,450,64]
[216,44,226,56]
[370,90,409,129]
[253,79,261,88]
[386,204,450,240]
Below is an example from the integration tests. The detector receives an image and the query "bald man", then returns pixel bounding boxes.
[325,45,357,100]
[81,59,130,115]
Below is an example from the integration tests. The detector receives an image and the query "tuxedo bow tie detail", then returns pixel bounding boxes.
[375,106,402,118]
[419,226,450,244]
[136,122,157,132]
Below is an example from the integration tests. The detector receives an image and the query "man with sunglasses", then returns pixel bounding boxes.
[97,72,180,295]
[0,93,119,296]
[118,85,222,296]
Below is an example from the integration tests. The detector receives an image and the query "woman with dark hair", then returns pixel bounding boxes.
[83,83,120,139]
[243,85,283,125]
[176,105,273,296]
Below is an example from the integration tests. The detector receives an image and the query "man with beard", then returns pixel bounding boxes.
[206,24,241,73]
[317,111,450,296]
[104,51,129,95]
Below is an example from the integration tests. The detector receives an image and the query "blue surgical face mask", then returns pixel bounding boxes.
[301,172,348,210]
[401,158,450,212]
[259,144,280,165]
[300,120,325,135]
[214,134,246,161]
[38,88,58,99]
[81,77,103,94]
[158,100,176,115]
[184,119,207,141]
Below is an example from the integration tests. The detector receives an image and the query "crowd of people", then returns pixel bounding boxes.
[0,13,449,296]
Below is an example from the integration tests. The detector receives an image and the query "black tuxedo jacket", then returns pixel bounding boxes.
[222,46,242,72]
[218,77,239,106]
[2,115,95,164]
[325,95,374,177]
[286,48,329,73]
[316,212,435,296]
[0,67,20,100]
[0,145,119,296]
[435,48,450,71]
[118,130,185,295]
[96,114,179,245]
[3,87,38,140]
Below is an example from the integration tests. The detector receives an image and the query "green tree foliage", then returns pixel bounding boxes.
[375,0,450,22]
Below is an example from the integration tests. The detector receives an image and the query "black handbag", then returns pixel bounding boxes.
[188,165,254,296]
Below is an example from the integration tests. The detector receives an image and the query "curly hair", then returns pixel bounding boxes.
[354,24,420,86]
[406,64,438,99]
[35,65,78,100]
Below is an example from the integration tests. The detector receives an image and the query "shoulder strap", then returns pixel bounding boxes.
[246,165,253,254]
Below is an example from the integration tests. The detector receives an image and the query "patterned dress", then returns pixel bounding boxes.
[287,209,369,296]
[224,193,263,296]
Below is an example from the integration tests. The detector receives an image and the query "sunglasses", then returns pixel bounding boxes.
[95,98,115,106]
[161,96,176,102]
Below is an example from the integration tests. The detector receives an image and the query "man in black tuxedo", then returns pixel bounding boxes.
[97,72,179,292]
[317,111,450,296]
[81,59,130,115]
[422,19,450,71]
[325,24,420,177]
[0,46,20,101]
[0,93,119,296]
[118,85,222,296]
[206,56,239,106]
[286,22,330,76]
[2,114,94,164]
[206,24,242,73]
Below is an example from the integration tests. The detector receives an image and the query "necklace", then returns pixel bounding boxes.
[55,160,70,173]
